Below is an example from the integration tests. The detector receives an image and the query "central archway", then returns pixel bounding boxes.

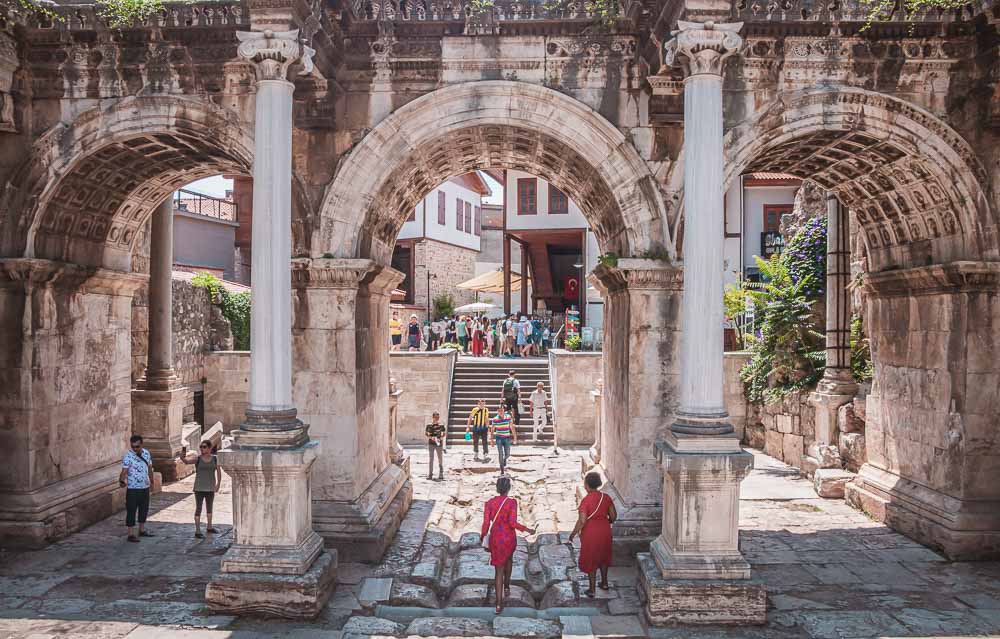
[300,82,680,557]
[315,81,672,264]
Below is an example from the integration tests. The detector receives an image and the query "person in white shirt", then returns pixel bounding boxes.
[528,382,549,442]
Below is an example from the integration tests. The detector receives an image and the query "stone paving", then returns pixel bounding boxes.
[1,446,999,638]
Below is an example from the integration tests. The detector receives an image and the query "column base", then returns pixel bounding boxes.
[845,463,1000,560]
[313,463,413,563]
[206,550,338,619]
[650,535,751,580]
[637,553,766,625]
[237,408,310,449]
[132,386,193,482]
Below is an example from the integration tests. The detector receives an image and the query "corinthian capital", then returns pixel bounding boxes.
[236,29,316,82]
[663,20,743,78]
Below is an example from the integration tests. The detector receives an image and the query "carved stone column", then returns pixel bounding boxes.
[132,197,192,482]
[806,195,857,474]
[587,260,683,557]
[206,29,336,619]
[638,21,765,626]
[290,258,413,562]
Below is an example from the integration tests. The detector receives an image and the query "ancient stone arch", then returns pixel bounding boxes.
[2,95,253,272]
[723,87,994,272]
[315,80,672,263]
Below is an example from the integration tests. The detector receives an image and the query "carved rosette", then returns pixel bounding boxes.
[663,20,744,77]
[236,28,316,82]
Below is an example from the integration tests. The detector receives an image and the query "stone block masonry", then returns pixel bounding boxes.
[412,239,479,311]
[389,350,458,445]
[548,350,601,446]
[204,351,251,433]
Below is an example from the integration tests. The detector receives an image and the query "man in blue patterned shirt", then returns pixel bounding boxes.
[119,434,154,543]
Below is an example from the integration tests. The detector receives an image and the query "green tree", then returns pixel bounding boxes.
[191,272,251,351]
[432,293,455,320]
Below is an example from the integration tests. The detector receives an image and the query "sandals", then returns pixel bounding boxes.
[206,527,218,534]
[127,535,140,543]
[139,530,154,537]
[195,532,205,539]
[584,589,596,598]
[598,582,611,591]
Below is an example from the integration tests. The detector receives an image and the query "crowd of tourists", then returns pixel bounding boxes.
[390,311,563,357]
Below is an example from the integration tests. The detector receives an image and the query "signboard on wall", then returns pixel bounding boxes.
[761,231,784,258]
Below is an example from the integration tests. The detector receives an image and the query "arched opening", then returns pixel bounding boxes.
[0,96,252,547]
[297,81,680,559]
[723,87,1000,559]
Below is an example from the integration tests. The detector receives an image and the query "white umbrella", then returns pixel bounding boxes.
[454,302,498,313]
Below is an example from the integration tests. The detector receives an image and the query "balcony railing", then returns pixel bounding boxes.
[356,0,615,22]
[173,188,238,223]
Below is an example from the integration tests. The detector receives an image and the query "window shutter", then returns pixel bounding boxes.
[437,191,446,225]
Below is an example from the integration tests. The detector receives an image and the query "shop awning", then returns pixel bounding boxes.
[456,269,529,294]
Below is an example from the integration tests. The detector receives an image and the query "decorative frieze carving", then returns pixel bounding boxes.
[0,31,16,132]
[663,21,743,77]
[236,28,315,81]
[862,261,1000,298]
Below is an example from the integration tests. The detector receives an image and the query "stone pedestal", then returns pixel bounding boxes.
[291,258,413,562]
[205,438,337,617]
[637,554,766,625]
[388,380,407,469]
[131,387,194,481]
[650,444,753,580]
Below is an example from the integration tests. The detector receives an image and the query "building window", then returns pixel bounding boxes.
[549,185,569,214]
[763,204,791,232]
[464,201,472,234]
[474,206,481,236]
[517,178,537,215]
[437,191,446,225]
[456,198,464,231]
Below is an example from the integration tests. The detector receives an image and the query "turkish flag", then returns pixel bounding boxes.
[562,275,580,302]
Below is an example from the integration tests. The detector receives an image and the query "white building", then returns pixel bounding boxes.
[723,173,801,288]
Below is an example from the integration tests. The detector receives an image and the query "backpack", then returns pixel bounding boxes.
[503,377,518,399]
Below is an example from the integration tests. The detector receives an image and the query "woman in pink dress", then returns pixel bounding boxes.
[482,476,535,613]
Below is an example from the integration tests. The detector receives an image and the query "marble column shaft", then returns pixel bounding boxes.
[146,197,177,387]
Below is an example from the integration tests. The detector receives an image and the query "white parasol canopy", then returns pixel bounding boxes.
[454,302,498,314]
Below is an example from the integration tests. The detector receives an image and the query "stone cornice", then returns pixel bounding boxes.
[0,258,147,296]
[863,261,1000,298]
[291,257,378,289]
[589,260,683,293]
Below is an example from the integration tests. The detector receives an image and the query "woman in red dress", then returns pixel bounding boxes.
[482,476,535,613]
[569,471,617,597]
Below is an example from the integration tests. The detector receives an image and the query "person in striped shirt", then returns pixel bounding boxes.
[491,404,518,475]
[466,399,491,461]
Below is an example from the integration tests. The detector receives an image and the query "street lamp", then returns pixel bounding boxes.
[426,271,437,320]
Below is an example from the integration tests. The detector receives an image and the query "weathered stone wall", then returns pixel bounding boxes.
[388,350,458,445]
[0,264,144,547]
[203,351,250,433]
[745,391,817,471]
[132,275,233,423]
[412,239,478,311]
[846,265,1000,559]
[548,350,602,446]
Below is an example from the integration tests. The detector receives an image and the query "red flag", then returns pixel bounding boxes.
[562,275,580,302]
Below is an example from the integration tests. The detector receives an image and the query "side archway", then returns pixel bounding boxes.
[315,80,672,263]
[2,95,254,272]
[723,87,994,272]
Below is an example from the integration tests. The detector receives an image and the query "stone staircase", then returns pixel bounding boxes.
[446,357,554,446]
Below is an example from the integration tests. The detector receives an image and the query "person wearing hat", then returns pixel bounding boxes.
[528,381,549,443]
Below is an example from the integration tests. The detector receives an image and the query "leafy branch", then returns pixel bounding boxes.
[11,0,165,28]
